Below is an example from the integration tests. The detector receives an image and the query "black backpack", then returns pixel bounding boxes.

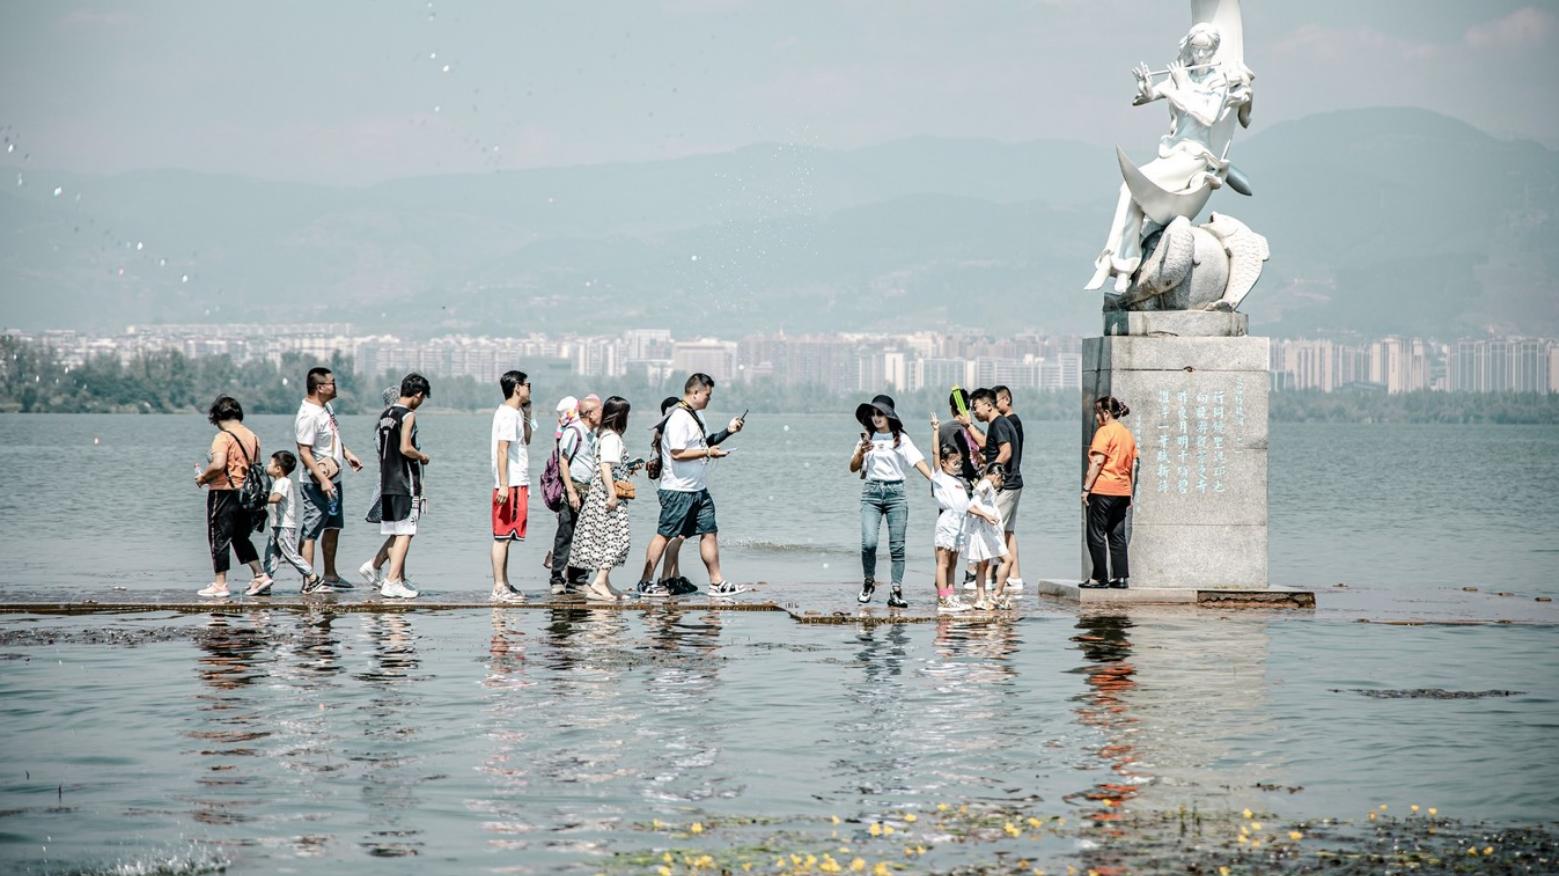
[222,429,271,531]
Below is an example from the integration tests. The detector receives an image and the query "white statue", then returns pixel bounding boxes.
[1085,0,1257,298]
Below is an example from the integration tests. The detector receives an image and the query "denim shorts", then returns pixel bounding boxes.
[656,488,717,539]
[299,478,344,540]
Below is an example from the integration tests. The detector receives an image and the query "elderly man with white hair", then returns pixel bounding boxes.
[549,392,601,596]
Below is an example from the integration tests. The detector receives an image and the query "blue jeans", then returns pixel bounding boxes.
[860,480,909,586]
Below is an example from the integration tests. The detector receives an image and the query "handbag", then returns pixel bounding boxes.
[613,480,636,500]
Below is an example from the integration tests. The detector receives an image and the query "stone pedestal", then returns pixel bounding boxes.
[1080,312,1270,590]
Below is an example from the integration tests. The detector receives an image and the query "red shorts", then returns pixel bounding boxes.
[492,486,528,541]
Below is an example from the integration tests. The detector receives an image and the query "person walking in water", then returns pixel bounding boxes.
[571,396,634,602]
[636,374,745,598]
[849,394,934,608]
[294,367,364,588]
[1082,396,1138,590]
[195,396,267,599]
[490,370,533,602]
[375,373,431,599]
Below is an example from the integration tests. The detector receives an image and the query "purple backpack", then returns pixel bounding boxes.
[540,437,565,512]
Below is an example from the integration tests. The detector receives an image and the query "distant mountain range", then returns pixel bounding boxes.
[2,107,1555,338]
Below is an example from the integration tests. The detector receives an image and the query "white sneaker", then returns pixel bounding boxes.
[380,579,419,599]
[358,560,383,587]
[1006,577,1025,590]
[937,595,972,613]
[197,583,230,598]
[490,587,526,604]
[245,575,273,597]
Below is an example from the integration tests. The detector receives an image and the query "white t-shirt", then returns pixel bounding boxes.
[660,407,710,493]
[268,477,297,530]
[294,399,342,479]
[596,430,625,467]
[859,432,925,482]
[561,420,598,483]
[491,404,529,488]
[930,470,970,515]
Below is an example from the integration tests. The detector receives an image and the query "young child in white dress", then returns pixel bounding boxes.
[964,462,1010,610]
[929,416,973,612]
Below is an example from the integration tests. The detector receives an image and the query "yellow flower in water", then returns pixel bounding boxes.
[873,863,892,876]
[1219,868,1230,876]
[820,856,841,874]
[1238,825,1248,837]
[657,867,671,876]
[839,847,851,854]
[1289,831,1303,841]
[1379,804,1388,811]
[805,854,818,869]
[1236,835,1248,845]
[903,813,917,823]
[883,824,895,836]
[1027,817,1044,828]
[1484,846,1494,856]
[1242,808,1253,819]
[831,815,842,825]
[1367,812,1377,821]
[869,822,883,837]
[915,846,927,856]
[695,854,715,868]
[1428,807,1438,816]
[652,818,664,830]
[1250,839,1262,849]
[1004,823,1021,838]
[851,858,867,872]
[743,865,753,873]
[1410,804,1420,813]
[937,803,949,812]
[1468,847,1479,856]
[1251,822,1262,831]
[663,852,674,864]
[689,822,704,834]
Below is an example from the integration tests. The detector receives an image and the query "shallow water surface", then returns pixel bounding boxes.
[2,609,1555,874]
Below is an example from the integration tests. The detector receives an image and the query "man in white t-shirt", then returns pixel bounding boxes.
[635,373,745,598]
[294,366,363,590]
[490,369,533,602]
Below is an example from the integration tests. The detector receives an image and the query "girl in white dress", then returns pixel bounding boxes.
[928,415,972,613]
[964,463,1010,610]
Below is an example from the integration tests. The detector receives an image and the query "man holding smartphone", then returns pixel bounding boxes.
[636,373,745,597]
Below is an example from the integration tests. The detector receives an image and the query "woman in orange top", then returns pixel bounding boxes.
[1081,396,1137,589]
[194,395,268,599]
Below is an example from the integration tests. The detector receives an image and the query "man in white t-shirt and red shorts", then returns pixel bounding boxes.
[490,369,533,602]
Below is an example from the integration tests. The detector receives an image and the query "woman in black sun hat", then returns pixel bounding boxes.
[848,394,934,608]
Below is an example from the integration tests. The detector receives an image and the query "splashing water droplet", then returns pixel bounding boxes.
[53,186,63,197]
[181,274,190,283]
[433,105,441,113]
[442,64,451,73]
[429,51,437,60]
[690,254,699,262]
[158,258,167,267]
[6,143,12,153]
[822,562,830,569]
[783,424,791,432]
[135,241,143,251]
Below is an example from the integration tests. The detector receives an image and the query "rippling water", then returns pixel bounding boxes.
[2,610,1556,873]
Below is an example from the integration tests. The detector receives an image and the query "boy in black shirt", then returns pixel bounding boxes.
[377,373,431,599]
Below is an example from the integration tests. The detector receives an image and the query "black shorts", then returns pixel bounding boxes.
[381,494,415,523]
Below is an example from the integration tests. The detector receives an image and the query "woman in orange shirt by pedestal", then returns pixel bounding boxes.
[1081,396,1137,590]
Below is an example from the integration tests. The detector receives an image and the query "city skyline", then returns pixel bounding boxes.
[11,323,1557,397]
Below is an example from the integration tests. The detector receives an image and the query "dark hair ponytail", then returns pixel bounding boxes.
[1095,396,1130,419]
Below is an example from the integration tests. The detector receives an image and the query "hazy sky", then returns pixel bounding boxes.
[2,1,1556,184]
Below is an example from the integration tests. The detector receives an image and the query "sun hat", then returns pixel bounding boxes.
[854,394,902,433]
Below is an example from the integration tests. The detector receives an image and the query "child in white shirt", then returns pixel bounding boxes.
[929,416,973,613]
[963,462,1010,610]
[256,450,320,595]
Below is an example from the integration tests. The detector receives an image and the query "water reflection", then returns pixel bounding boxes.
[355,613,424,858]
[1065,613,1143,827]
[638,609,729,806]
[187,612,272,828]
[474,609,536,853]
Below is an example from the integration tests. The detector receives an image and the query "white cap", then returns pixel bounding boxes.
[555,395,579,414]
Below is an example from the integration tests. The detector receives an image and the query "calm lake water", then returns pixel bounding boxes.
[1,413,1557,874]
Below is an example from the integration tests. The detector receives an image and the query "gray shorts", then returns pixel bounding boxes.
[299,478,345,540]
[996,487,1022,533]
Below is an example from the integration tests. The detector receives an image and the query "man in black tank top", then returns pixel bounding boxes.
[375,373,431,599]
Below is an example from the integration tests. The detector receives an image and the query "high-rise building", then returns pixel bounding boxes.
[671,339,738,383]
